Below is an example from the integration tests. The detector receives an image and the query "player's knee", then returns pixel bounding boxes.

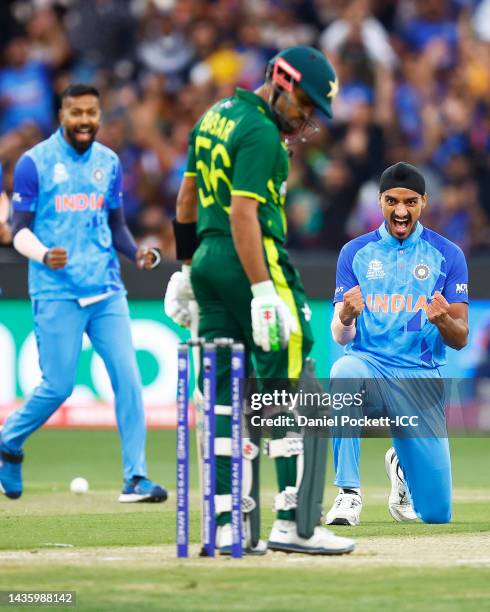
[330,355,370,379]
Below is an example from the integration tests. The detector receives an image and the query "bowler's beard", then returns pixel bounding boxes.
[63,125,98,153]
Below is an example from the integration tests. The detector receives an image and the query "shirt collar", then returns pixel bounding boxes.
[235,88,275,122]
[378,220,424,247]
[55,127,93,161]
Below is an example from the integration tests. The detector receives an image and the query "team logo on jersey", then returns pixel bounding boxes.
[366,259,385,280]
[93,168,104,182]
[413,263,431,281]
[53,163,69,184]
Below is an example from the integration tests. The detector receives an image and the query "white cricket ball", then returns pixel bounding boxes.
[70,477,89,494]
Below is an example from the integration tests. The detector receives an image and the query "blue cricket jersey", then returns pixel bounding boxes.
[333,222,469,368]
[12,128,126,300]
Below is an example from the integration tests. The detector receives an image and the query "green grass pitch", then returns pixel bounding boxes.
[0,430,489,611]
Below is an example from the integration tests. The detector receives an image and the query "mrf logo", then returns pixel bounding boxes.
[366,293,428,313]
[455,283,468,294]
[55,193,105,212]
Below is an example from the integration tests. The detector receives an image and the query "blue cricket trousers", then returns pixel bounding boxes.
[330,354,452,524]
[2,293,147,479]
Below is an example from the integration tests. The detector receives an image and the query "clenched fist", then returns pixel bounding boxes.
[340,285,365,325]
[43,247,68,269]
[426,291,449,325]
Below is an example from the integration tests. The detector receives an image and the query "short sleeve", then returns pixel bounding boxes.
[184,127,197,177]
[230,124,281,203]
[107,159,123,210]
[12,155,39,212]
[333,244,359,303]
[443,245,468,303]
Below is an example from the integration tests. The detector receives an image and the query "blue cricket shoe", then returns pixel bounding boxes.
[118,476,168,503]
[0,444,23,499]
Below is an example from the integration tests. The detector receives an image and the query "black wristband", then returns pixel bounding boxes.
[172,220,198,260]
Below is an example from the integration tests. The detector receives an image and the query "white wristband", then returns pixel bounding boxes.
[331,303,356,345]
[13,228,49,264]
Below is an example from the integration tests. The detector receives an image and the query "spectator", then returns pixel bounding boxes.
[0,37,54,135]
[0,0,488,254]
[320,0,398,71]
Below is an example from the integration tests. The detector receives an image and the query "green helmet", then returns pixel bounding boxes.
[267,46,338,118]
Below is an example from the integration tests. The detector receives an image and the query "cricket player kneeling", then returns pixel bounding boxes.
[326,162,469,526]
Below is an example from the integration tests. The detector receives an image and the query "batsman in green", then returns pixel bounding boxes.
[165,46,355,556]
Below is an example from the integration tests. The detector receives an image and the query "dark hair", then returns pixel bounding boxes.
[61,83,100,100]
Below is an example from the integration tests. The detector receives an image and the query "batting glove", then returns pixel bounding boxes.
[164,264,198,328]
[251,280,297,352]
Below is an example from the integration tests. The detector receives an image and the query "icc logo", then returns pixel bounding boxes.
[413,263,431,280]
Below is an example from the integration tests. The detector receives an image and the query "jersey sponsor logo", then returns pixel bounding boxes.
[55,193,105,212]
[413,263,431,280]
[365,293,428,313]
[12,192,22,202]
[53,163,69,184]
[455,283,468,294]
[199,110,236,142]
[366,259,385,280]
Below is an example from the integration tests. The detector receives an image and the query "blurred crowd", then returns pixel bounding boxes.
[0,0,489,256]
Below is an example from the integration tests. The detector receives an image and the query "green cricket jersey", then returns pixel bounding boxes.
[185,88,290,244]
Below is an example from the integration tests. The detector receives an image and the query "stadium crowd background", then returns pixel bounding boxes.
[0,0,488,257]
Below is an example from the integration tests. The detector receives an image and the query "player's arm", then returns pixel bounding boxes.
[107,161,159,270]
[164,174,199,328]
[230,195,269,284]
[174,174,198,264]
[11,155,67,269]
[107,207,160,270]
[230,124,296,351]
[331,245,363,345]
[331,287,364,344]
[426,294,468,350]
[0,190,12,244]
[230,195,295,351]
